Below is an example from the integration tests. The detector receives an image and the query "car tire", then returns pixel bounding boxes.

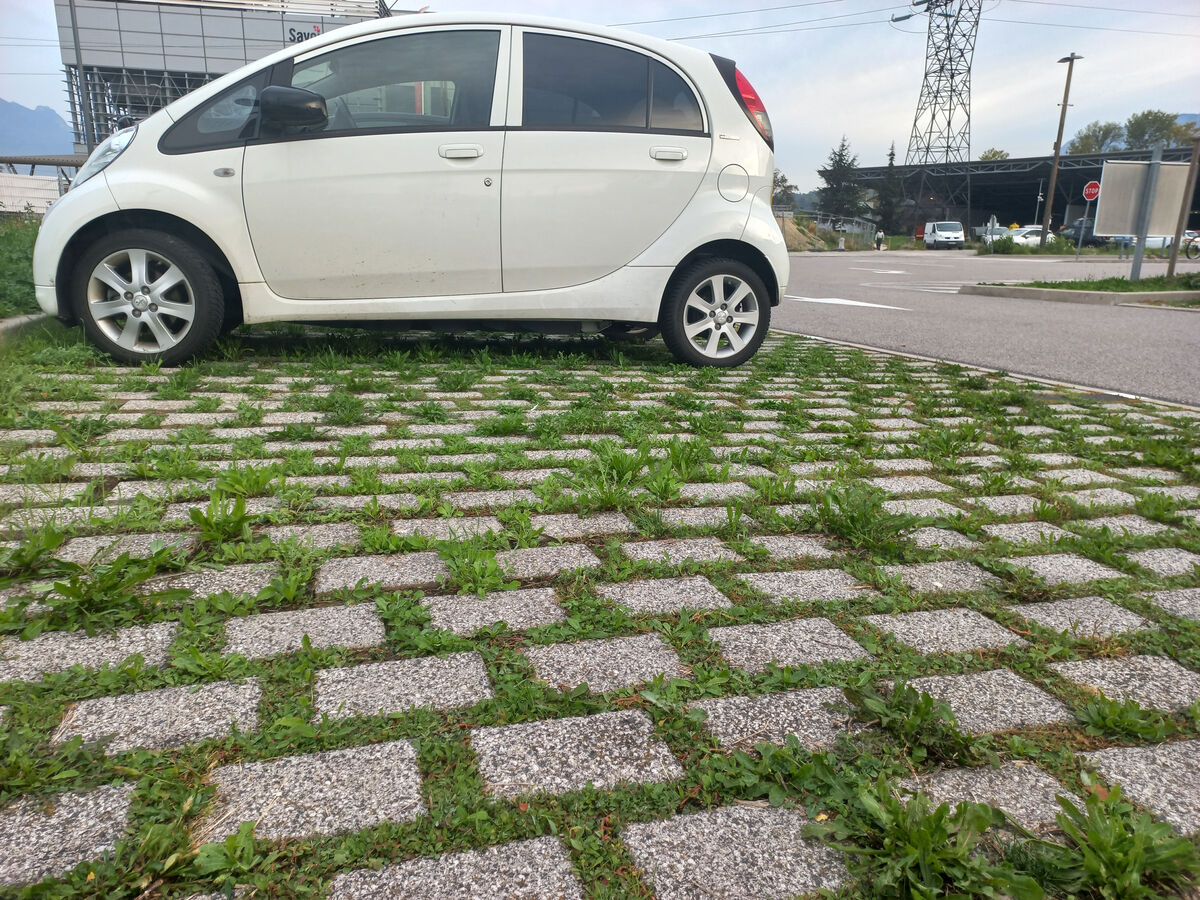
[72,229,224,366]
[659,258,771,367]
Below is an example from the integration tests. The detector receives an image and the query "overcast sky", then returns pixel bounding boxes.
[2,0,1197,188]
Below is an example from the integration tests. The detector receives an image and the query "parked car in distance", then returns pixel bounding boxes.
[34,13,786,367]
[979,226,1008,245]
[1007,226,1049,247]
[1058,217,1105,247]
[923,221,965,249]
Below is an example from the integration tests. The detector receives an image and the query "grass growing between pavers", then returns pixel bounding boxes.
[0,321,1197,897]
[1011,273,1200,297]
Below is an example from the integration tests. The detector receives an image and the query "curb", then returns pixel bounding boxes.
[957,284,1200,306]
[0,313,50,341]
[1117,302,1200,313]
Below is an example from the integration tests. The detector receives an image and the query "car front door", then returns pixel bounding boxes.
[500,30,711,293]
[241,27,508,300]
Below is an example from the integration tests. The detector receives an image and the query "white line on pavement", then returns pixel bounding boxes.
[783,296,910,311]
[848,268,908,274]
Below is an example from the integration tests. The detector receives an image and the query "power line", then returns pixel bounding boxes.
[985,16,1200,38]
[1005,0,1200,18]
[676,19,884,40]
[674,4,905,40]
[610,0,850,27]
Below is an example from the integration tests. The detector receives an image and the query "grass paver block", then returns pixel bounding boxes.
[619,538,742,564]
[391,516,503,540]
[867,476,953,495]
[525,633,683,693]
[1051,656,1200,710]
[907,669,1074,734]
[52,678,260,754]
[738,568,873,602]
[966,495,1040,516]
[423,587,565,636]
[901,763,1072,835]
[224,605,385,659]
[1009,596,1152,638]
[676,481,753,503]
[1067,514,1170,537]
[315,652,494,719]
[312,492,419,511]
[1062,488,1138,509]
[1081,739,1200,834]
[1126,548,1200,578]
[750,535,835,560]
[690,686,850,750]
[496,544,601,579]
[444,489,539,509]
[56,532,197,564]
[863,608,1024,654]
[143,563,277,598]
[528,512,635,540]
[471,710,683,799]
[622,805,846,900]
[596,576,732,615]
[196,740,424,842]
[658,507,746,529]
[909,527,979,549]
[881,498,965,517]
[1141,485,1200,503]
[314,552,449,594]
[1039,469,1120,487]
[1001,553,1125,584]
[0,783,135,886]
[1149,588,1200,621]
[982,521,1071,544]
[328,836,584,900]
[0,621,177,682]
[263,523,359,548]
[880,561,999,594]
[709,618,870,673]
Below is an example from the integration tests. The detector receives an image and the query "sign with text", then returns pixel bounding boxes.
[1083,181,1100,202]
[1093,161,1189,237]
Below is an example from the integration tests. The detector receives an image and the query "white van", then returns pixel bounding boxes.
[924,221,965,249]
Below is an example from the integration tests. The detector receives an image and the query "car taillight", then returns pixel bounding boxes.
[734,68,773,149]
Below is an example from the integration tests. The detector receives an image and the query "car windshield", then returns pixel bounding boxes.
[936,222,961,230]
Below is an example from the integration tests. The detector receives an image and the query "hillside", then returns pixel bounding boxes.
[0,99,74,156]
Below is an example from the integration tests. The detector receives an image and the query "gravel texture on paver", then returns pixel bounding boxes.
[142,563,277,598]
[1149,587,1200,621]
[1000,553,1125,585]
[314,552,449,594]
[1126,548,1200,578]
[315,652,494,719]
[496,544,602,579]
[708,618,870,674]
[223,604,385,659]
[622,805,846,900]
[262,522,360,548]
[882,498,966,517]
[51,678,260,754]
[391,516,503,540]
[749,534,835,560]
[738,568,873,602]
[529,512,635,539]
[966,495,1041,516]
[657,507,744,529]
[907,669,1075,734]
[195,740,424,842]
[677,481,753,502]
[596,576,731,615]
[1008,596,1152,638]
[0,783,135,886]
[1050,655,1200,710]
[422,587,566,636]
[900,763,1073,835]
[0,621,177,682]
[982,521,1072,544]
[470,710,684,799]
[867,475,953,495]
[523,633,684,693]
[327,836,584,900]
[56,532,197,564]
[1067,514,1171,537]
[862,608,1024,654]
[619,538,742,564]
[1081,740,1200,834]
[1062,488,1138,509]
[689,686,851,750]
[880,561,999,594]
[909,527,980,549]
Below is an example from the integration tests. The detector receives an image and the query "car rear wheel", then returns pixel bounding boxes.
[659,259,770,367]
[72,229,224,365]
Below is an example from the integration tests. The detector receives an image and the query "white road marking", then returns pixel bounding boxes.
[858,280,971,295]
[849,267,908,274]
[784,295,910,311]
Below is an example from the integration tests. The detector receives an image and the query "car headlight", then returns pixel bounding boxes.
[71,126,137,190]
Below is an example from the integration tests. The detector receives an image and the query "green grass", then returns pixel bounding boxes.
[0,217,40,318]
[1013,274,1200,294]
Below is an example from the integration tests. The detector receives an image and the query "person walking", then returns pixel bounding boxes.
[875,228,884,250]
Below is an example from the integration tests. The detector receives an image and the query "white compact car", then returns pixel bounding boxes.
[923,221,964,249]
[33,14,787,367]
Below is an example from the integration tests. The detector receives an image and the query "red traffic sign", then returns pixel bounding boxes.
[1083,181,1101,202]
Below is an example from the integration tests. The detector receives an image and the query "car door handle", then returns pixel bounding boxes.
[650,146,687,161]
[439,144,484,159]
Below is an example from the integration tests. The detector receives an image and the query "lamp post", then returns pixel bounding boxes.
[1039,52,1082,248]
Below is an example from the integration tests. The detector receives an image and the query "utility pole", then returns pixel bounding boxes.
[1166,135,1200,278]
[1039,52,1082,248]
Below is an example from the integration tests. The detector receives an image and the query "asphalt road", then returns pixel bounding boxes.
[772,250,1200,407]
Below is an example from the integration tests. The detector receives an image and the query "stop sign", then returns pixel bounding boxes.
[1083,181,1100,201]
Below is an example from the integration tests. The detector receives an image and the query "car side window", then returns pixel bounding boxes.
[286,29,500,134]
[650,61,703,132]
[159,72,267,154]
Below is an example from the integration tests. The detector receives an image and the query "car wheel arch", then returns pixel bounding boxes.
[56,210,242,328]
[662,240,780,315]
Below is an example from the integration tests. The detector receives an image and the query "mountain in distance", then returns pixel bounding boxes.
[0,98,75,156]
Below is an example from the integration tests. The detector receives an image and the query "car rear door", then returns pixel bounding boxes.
[241,26,509,301]
[500,29,711,293]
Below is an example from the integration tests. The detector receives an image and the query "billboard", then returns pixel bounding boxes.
[1093,160,1190,237]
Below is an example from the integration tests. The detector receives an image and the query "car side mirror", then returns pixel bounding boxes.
[260,85,328,128]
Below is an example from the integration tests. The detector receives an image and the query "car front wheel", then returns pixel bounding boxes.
[72,229,224,365]
[659,259,770,367]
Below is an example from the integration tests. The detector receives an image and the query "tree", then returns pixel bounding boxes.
[1065,120,1124,154]
[1171,119,1200,147]
[1124,110,1179,149]
[875,142,903,234]
[978,147,1009,161]
[772,169,797,208]
[816,137,868,219]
